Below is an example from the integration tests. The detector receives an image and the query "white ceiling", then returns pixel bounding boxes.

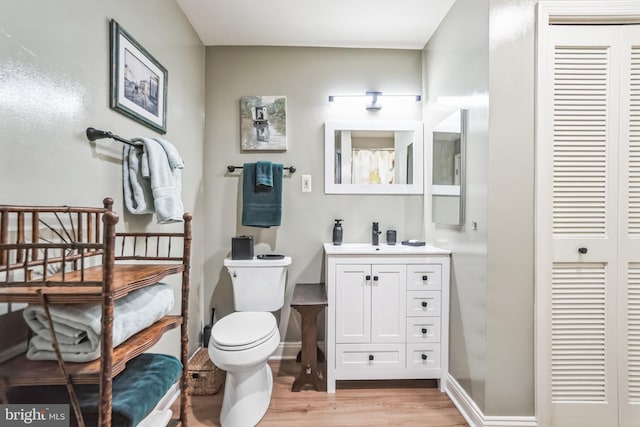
[176,0,456,49]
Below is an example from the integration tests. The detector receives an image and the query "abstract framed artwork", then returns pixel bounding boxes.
[240,96,287,150]
[110,19,167,134]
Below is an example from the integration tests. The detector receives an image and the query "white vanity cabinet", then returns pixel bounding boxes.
[324,243,451,394]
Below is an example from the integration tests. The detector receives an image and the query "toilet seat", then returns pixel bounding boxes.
[211,312,278,351]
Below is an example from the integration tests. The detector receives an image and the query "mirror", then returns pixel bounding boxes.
[324,120,424,194]
[432,109,467,225]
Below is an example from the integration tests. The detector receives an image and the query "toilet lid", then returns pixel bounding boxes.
[210,312,278,351]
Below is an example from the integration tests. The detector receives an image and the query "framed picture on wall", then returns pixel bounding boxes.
[110,19,167,134]
[240,96,287,150]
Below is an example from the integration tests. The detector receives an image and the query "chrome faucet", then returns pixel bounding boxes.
[372,222,381,246]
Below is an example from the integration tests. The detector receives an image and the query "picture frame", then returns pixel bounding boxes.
[110,19,167,134]
[240,96,287,151]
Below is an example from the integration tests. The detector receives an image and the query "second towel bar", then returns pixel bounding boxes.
[227,165,296,173]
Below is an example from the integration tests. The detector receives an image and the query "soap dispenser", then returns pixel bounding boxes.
[332,219,343,245]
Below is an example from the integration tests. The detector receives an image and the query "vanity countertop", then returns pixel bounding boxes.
[323,242,451,256]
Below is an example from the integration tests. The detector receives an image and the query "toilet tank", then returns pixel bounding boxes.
[223,256,292,311]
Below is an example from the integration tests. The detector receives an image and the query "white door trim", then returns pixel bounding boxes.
[536,3,640,427]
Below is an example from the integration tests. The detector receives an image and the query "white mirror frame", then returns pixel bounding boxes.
[324,120,424,194]
[431,109,467,226]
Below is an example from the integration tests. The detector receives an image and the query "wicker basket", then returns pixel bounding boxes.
[188,347,226,395]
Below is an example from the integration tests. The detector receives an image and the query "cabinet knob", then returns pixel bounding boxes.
[422,275,428,281]
[368,355,374,361]
[421,354,428,361]
[366,275,371,281]
[373,275,379,281]
[578,247,588,254]
[421,301,428,308]
[421,328,427,334]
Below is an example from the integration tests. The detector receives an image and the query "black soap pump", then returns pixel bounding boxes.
[332,219,343,245]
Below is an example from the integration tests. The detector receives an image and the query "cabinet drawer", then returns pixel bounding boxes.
[406,291,441,317]
[407,343,441,370]
[407,264,442,291]
[406,317,441,343]
[336,344,405,370]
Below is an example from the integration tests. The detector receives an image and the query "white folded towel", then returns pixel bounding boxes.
[123,137,185,224]
[23,282,174,362]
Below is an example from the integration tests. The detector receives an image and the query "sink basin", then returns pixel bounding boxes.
[323,242,450,256]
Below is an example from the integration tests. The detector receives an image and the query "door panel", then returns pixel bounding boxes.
[618,26,640,426]
[336,265,371,343]
[371,264,406,343]
[546,26,621,427]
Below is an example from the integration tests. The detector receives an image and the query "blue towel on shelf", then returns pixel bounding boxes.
[6,353,183,427]
[256,160,274,188]
[242,162,283,228]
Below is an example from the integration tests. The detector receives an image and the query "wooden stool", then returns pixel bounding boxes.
[290,283,327,392]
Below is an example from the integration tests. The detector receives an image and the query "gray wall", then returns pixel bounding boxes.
[423,0,491,412]
[485,0,536,416]
[0,0,206,355]
[425,0,540,417]
[203,47,424,342]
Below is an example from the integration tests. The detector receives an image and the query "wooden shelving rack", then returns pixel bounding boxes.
[0,198,191,427]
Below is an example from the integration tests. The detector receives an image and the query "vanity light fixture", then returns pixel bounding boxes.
[328,91,421,111]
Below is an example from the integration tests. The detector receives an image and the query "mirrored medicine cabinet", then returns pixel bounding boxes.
[324,120,424,194]
[432,109,467,226]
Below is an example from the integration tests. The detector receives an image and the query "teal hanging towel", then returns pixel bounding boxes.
[242,162,283,227]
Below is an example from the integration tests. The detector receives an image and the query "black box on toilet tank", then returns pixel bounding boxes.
[232,236,254,260]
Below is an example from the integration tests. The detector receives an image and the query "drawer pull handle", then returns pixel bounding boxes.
[421,301,428,308]
[422,275,428,281]
[578,247,588,254]
[368,355,374,362]
[421,354,428,361]
[421,328,427,334]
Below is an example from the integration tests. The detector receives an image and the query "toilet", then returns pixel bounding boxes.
[208,255,292,427]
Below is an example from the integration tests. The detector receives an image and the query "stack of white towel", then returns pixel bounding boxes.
[23,282,174,362]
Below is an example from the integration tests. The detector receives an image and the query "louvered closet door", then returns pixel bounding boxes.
[545,26,621,427]
[618,26,640,427]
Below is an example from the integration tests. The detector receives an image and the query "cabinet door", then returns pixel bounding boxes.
[336,265,371,343]
[371,264,406,343]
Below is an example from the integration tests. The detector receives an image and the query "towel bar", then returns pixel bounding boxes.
[86,127,139,148]
[227,165,296,173]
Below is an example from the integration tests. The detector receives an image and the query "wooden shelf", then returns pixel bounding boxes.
[0,264,185,303]
[0,316,182,386]
[0,203,192,426]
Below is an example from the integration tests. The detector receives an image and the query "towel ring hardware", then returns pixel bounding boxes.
[227,165,296,173]
[85,127,140,149]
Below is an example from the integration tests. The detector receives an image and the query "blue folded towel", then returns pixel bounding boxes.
[256,160,273,188]
[6,353,183,427]
[242,162,283,228]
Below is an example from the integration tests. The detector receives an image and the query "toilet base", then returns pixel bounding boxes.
[219,361,274,427]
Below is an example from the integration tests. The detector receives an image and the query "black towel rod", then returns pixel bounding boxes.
[227,165,296,173]
[86,127,139,148]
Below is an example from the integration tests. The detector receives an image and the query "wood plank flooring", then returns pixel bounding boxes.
[179,360,469,427]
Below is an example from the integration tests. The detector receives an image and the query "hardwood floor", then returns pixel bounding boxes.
[179,360,469,427]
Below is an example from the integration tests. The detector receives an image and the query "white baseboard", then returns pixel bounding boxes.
[445,374,537,427]
[270,341,326,360]
[270,341,302,360]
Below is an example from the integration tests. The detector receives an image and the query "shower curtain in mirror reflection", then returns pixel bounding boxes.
[351,149,395,184]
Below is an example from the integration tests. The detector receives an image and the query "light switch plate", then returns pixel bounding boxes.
[302,174,312,192]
